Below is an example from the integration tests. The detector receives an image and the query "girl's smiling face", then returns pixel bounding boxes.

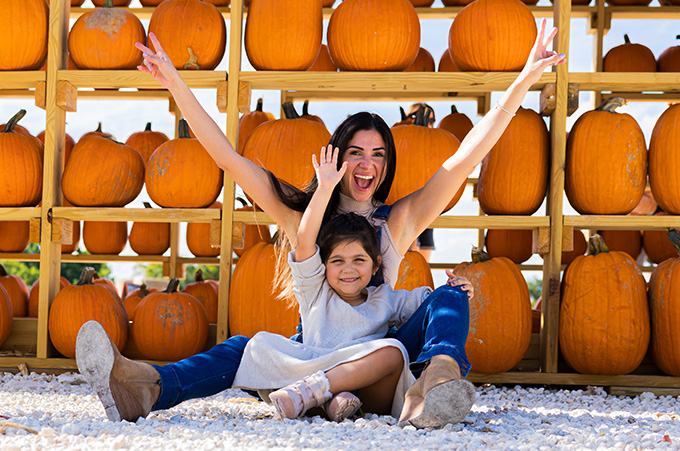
[339,129,387,203]
[324,240,379,306]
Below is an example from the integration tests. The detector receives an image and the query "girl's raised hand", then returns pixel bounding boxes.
[445,269,474,299]
[521,18,567,84]
[313,145,347,190]
[135,33,180,89]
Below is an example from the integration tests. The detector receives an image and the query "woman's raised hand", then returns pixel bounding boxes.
[521,18,566,84]
[313,145,347,191]
[135,33,180,89]
[445,270,474,299]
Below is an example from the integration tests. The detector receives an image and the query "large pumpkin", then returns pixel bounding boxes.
[485,229,533,264]
[559,234,649,375]
[0,265,28,318]
[148,0,227,70]
[68,0,145,70]
[238,98,275,155]
[388,107,465,212]
[229,242,299,337]
[327,0,420,71]
[0,0,48,70]
[0,110,43,207]
[0,221,30,253]
[187,201,222,258]
[0,285,12,349]
[132,278,209,361]
[48,267,129,359]
[129,203,171,256]
[478,107,550,215]
[393,250,434,291]
[182,269,219,324]
[28,277,71,318]
[146,119,223,208]
[453,247,532,374]
[437,105,473,142]
[649,229,680,376]
[565,97,647,215]
[649,104,680,214]
[242,102,330,191]
[83,221,128,255]
[125,123,170,164]
[448,0,536,71]
[603,34,657,72]
[245,0,322,71]
[62,136,144,207]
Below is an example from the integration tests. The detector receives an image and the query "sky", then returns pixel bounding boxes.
[2,0,676,288]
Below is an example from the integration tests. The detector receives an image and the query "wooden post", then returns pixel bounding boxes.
[590,0,608,108]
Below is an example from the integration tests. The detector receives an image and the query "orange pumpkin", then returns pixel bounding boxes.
[245,0,322,71]
[327,0,420,71]
[308,44,339,72]
[125,123,170,164]
[79,123,114,143]
[243,102,330,191]
[454,247,532,374]
[0,221,30,253]
[559,234,649,375]
[565,97,647,215]
[186,201,222,258]
[123,283,158,321]
[437,105,473,142]
[394,250,434,291]
[300,101,325,126]
[68,0,145,70]
[238,98,275,155]
[229,242,299,337]
[28,277,70,318]
[36,130,76,169]
[0,265,28,318]
[437,49,460,72]
[405,47,435,72]
[0,285,12,348]
[132,278,209,361]
[83,221,128,255]
[603,34,657,73]
[149,0,227,70]
[93,273,121,302]
[0,110,43,207]
[449,0,536,71]
[597,230,642,261]
[388,107,465,212]
[146,119,223,208]
[0,0,48,71]
[182,270,219,324]
[129,203,171,256]
[485,229,533,264]
[62,136,145,207]
[478,107,550,215]
[233,199,271,258]
[643,212,677,264]
[649,229,680,376]
[649,104,680,214]
[48,267,129,359]
[658,36,680,72]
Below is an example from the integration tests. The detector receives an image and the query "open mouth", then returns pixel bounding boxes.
[340,277,359,283]
[354,174,374,191]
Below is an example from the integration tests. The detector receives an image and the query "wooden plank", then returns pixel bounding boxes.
[0,318,38,354]
[176,257,220,266]
[60,254,168,263]
[0,254,41,262]
[283,91,488,103]
[565,215,680,230]
[240,72,556,93]
[609,387,680,397]
[0,72,46,90]
[0,208,42,220]
[59,70,227,89]
[607,5,680,19]
[52,207,220,222]
[570,72,680,92]
[51,218,73,245]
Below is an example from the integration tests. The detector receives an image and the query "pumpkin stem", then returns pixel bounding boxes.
[77,267,96,285]
[178,119,191,138]
[195,269,205,282]
[0,264,7,277]
[143,202,153,209]
[413,106,433,127]
[144,122,152,131]
[451,105,459,114]
[255,98,264,112]
[138,283,150,298]
[2,110,27,133]
[281,102,300,120]
[596,97,626,113]
[235,196,248,208]
[103,0,114,6]
[95,122,103,133]
[399,106,407,121]
[165,278,180,293]
[302,100,311,116]
[668,229,680,257]
[471,246,492,263]
[588,234,611,256]
[624,34,631,44]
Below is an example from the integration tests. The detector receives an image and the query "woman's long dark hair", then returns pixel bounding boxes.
[263,112,397,304]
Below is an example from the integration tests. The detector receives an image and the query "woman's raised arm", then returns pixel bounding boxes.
[136,33,302,236]
[386,19,566,255]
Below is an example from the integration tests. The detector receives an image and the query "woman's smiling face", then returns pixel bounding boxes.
[339,129,387,203]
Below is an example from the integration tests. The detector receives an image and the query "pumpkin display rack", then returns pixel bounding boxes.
[1,0,680,396]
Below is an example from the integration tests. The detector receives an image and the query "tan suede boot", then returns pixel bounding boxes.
[76,320,161,422]
[398,355,475,428]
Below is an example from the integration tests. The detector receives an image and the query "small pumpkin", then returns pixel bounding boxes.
[48,267,129,359]
[437,105,473,142]
[182,269,219,324]
[0,110,43,207]
[404,47,435,72]
[300,101,325,126]
[643,212,677,264]
[0,0,48,70]
[93,273,121,303]
[603,34,657,73]
[437,49,460,72]
[36,130,76,170]
[186,201,222,258]
[125,123,170,164]
[83,221,128,255]
[0,265,28,318]
[123,283,158,321]
[658,36,680,72]
[238,98,275,155]
[485,229,533,264]
[28,276,71,318]
[79,123,114,143]
[597,230,642,261]
[394,250,434,291]
[307,44,339,72]
[0,221,30,253]
[132,278,209,361]
[129,203,171,256]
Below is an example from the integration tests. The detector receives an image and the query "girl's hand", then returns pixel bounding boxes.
[520,18,567,84]
[313,145,347,191]
[135,32,180,89]
[445,269,474,299]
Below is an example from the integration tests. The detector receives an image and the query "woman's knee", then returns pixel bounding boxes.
[377,346,404,373]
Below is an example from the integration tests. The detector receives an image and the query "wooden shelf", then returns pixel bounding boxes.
[570,72,680,92]
[52,207,220,223]
[0,208,42,220]
[0,72,45,90]
[58,70,226,90]
[565,215,680,230]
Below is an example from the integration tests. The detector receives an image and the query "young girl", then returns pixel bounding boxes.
[232,146,475,422]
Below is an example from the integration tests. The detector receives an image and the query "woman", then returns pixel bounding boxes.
[75,20,565,428]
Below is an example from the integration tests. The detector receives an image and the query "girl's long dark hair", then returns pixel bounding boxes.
[263,112,397,304]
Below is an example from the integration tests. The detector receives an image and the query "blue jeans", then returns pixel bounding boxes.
[151,284,470,411]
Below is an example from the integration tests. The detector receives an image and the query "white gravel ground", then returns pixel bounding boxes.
[0,371,678,450]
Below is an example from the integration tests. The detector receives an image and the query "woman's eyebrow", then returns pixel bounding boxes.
[347,145,386,151]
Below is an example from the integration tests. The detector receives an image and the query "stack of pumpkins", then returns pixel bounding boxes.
[604,34,680,73]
